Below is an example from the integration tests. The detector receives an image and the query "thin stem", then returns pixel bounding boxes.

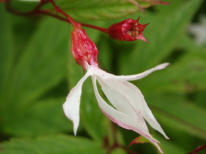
[48,0,77,28]
[111,122,118,144]
[38,10,108,33]
[5,0,108,33]
[187,144,206,154]
[81,23,108,33]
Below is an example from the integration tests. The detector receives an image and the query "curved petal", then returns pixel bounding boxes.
[97,78,133,115]
[97,78,149,132]
[92,63,169,81]
[123,81,169,139]
[91,76,163,153]
[100,78,168,139]
[62,70,91,135]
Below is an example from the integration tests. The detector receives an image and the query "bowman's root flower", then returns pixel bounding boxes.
[63,19,169,153]
[63,62,169,153]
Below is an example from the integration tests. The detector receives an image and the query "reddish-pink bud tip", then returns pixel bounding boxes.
[108,17,149,43]
[71,25,99,71]
[129,136,150,146]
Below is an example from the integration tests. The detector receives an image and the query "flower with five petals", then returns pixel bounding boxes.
[64,22,169,153]
[63,61,169,153]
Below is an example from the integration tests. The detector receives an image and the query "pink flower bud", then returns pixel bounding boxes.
[71,25,99,71]
[108,17,149,43]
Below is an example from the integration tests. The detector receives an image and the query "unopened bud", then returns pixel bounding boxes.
[108,17,149,43]
[71,24,99,71]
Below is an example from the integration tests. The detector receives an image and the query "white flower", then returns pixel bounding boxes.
[63,62,169,153]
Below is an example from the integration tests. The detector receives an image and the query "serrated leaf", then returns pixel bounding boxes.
[41,0,170,21]
[0,135,106,154]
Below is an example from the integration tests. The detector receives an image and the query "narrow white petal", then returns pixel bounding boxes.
[102,79,168,139]
[91,76,163,152]
[97,78,133,116]
[92,63,169,81]
[124,81,169,138]
[62,71,91,135]
[97,78,149,132]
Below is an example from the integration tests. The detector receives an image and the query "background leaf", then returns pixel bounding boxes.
[138,47,206,93]
[40,0,170,21]
[2,98,73,136]
[146,93,206,140]
[0,4,15,98]
[1,0,206,154]
[0,135,106,154]
[0,15,73,136]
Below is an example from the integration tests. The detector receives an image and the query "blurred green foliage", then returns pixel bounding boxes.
[1,0,206,153]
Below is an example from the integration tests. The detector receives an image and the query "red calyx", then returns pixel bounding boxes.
[71,24,99,72]
[108,17,149,43]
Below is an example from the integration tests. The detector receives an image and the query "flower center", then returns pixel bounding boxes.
[127,24,140,38]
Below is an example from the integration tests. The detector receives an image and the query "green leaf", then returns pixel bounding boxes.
[111,148,127,154]
[146,93,206,140]
[119,0,203,74]
[0,4,15,97]
[0,135,106,154]
[138,48,206,93]
[42,0,170,21]
[7,17,70,108]
[67,27,107,142]
[1,98,73,136]
[153,133,185,154]
[0,17,72,136]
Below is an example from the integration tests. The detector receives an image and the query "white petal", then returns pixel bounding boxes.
[62,70,91,135]
[101,79,168,139]
[124,81,169,139]
[97,78,149,132]
[92,63,169,81]
[97,78,133,115]
[91,76,163,153]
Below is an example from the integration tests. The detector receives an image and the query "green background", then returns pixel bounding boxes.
[0,0,206,153]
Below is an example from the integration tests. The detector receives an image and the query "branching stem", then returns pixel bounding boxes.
[4,0,108,33]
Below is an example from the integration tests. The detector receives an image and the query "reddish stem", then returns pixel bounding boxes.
[5,0,108,33]
[187,144,206,154]
[81,23,108,33]
[39,10,108,33]
[47,0,77,28]
[111,122,118,144]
